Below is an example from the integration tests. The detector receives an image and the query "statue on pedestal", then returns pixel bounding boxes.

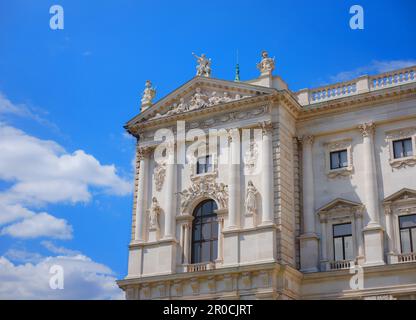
[256,51,275,75]
[141,80,156,110]
[192,52,212,77]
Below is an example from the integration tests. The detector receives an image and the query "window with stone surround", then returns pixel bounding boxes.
[399,214,416,254]
[330,149,348,170]
[386,128,416,169]
[333,223,353,261]
[393,138,413,159]
[324,139,353,178]
[383,188,416,264]
[191,200,218,264]
[317,199,364,271]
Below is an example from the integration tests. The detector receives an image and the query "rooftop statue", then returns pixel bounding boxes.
[141,80,156,110]
[256,50,275,75]
[192,52,212,77]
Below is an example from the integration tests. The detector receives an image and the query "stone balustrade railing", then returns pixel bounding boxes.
[328,260,353,270]
[296,66,416,106]
[186,262,215,273]
[397,252,416,263]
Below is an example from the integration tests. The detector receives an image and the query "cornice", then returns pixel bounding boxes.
[117,261,296,287]
[127,94,275,137]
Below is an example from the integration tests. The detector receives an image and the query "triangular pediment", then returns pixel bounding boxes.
[317,198,362,214]
[126,76,276,128]
[383,188,416,203]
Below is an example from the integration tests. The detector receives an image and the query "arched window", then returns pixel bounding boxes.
[191,200,218,264]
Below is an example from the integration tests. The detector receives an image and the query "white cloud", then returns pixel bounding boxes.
[329,59,416,83]
[41,240,80,256]
[0,203,33,225]
[4,248,44,264]
[0,252,124,299]
[0,93,129,299]
[0,122,132,239]
[1,212,72,239]
[0,125,132,205]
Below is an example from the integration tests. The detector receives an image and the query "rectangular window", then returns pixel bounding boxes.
[330,150,348,170]
[333,223,353,261]
[196,155,212,175]
[393,138,413,159]
[399,214,416,253]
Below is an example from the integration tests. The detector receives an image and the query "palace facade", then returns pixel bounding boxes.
[117,52,416,300]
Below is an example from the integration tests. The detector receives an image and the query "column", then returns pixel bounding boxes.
[164,142,176,239]
[299,135,319,272]
[302,135,315,234]
[384,204,398,263]
[228,129,240,229]
[355,207,365,265]
[359,122,381,227]
[183,222,190,264]
[358,122,384,266]
[319,214,328,271]
[216,217,224,262]
[261,122,274,225]
[134,146,150,242]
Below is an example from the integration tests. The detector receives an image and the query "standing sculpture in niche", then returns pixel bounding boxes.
[148,197,161,230]
[245,180,258,216]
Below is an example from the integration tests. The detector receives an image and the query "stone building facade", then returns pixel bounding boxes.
[117,52,416,300]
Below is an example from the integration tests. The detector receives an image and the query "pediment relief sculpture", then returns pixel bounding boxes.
[149,88,252,120]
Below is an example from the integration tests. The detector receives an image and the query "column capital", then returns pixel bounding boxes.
[384,203,393,215]
[137,146,153,160]
[227,128,240,143]
[261,121,273,136]
[299,135,314,145]
[358,122,375,137]
[355,205,365,219]
[318,211,327,223]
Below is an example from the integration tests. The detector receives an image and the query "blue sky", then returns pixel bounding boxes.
[0,0,415,299]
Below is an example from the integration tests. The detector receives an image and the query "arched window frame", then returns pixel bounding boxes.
[191,199,219,264]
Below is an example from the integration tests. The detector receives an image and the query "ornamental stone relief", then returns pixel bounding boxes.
[154,161,166,191]
[149,88,252,120]
[178,174,228,211]
[243,142,259,175]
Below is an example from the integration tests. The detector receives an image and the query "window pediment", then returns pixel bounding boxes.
[317,198,364,221]
[383,188,416,204]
